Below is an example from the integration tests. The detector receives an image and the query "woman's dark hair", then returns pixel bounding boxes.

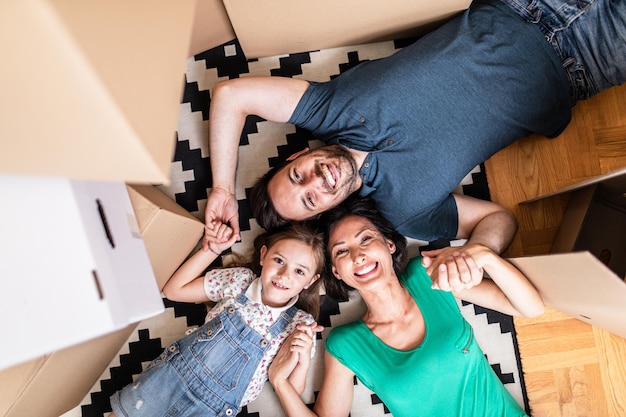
[248,163,290,231]
[320,195,408,301]
[247,221,326,319]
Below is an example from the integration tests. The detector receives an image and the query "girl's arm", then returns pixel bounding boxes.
[162,222,238,303]
[450,244,545,317]
[283,323,322,394]
[269,350,354,417]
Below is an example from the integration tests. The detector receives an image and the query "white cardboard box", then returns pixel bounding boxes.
[0,176,164,370]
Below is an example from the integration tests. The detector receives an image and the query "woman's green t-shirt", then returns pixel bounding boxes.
[325,257,527,417]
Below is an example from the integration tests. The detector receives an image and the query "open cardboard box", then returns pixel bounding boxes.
[223,0,471,58]
[0,0,196,183]
[0,183,204,417]
[511,167,626,339]
[126,184,205,289]
[523,166,626,279]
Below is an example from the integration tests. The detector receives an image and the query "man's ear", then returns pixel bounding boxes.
[259,245,268,266]
[287,148,310,161]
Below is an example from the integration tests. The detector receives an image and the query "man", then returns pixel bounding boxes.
[204,0,625,284]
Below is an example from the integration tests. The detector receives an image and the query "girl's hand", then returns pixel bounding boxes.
[204,221,238,255]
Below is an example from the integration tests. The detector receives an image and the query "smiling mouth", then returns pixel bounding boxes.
[320,163,337,189]
[354,262,377,277]
[272,281,289,290]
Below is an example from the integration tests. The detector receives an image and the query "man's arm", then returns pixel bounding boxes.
[453,193,517,253]
[204,77,309,249]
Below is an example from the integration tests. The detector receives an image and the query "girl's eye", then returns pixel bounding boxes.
[273,257,285,265]
[295,268,306,276]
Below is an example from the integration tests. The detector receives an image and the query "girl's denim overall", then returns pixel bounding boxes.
[111,294,298,417]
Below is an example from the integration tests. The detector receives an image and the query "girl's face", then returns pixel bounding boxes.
[328,215,396,291]
[259,238,320,308]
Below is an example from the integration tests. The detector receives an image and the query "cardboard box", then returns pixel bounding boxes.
[0,0,196,183]
[222,0,470,58]
[0,325,137,417]
[127,184,205,290]
[0,183,206,417]
[550,170,626,279]
[0,176,165,370]
[189,0,236,56]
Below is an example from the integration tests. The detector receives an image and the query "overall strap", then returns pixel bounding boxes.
[268,305,300,337]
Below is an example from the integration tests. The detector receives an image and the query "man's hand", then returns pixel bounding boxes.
[421,246,484,292]
[203,187,240,251]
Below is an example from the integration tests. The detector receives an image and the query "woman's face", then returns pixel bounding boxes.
[259,238,320,308]
[327,215,396,290]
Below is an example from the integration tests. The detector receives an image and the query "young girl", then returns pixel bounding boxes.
[109,221,325,417]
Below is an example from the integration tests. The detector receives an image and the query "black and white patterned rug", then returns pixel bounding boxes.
[64,38,529,417]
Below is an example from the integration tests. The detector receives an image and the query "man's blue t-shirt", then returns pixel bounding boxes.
[289,0,571,240]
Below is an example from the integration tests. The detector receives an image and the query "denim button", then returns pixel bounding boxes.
[364,162,369,168]
[225,409,233,416]
[359,116,365,123]
[207,329,213,336]
[228,307,235,314]
[168,345,176,352]
[388,140,393,145]
[260,339,269,347]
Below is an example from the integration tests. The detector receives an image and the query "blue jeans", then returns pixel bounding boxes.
[110,294,297,417]
[498,0,626,100]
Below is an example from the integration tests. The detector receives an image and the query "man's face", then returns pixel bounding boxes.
[268,145,362,220]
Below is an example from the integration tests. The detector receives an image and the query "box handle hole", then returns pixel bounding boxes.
[96,198,115,249]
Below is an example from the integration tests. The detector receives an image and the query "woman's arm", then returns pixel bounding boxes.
[270,350,355,417]
[204,77,310,249]
[451,244,545,317]
[162,222,238,303]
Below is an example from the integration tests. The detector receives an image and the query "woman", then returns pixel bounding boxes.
[269,196,544,417]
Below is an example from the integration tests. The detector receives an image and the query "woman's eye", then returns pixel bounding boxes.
[294,171,302,182]
[334,248,347,257]
[361,235,373,243]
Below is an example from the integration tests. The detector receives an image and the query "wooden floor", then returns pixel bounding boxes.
[485,83,626,416]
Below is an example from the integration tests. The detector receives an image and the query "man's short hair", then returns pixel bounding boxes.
[248,163,290,231]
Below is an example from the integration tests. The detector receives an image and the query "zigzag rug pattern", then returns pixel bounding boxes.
[65,38,529,417]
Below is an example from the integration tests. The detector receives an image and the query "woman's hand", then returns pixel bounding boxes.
[422,245,486,292]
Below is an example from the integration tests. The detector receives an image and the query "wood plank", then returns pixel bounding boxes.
[485,82,626,417]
